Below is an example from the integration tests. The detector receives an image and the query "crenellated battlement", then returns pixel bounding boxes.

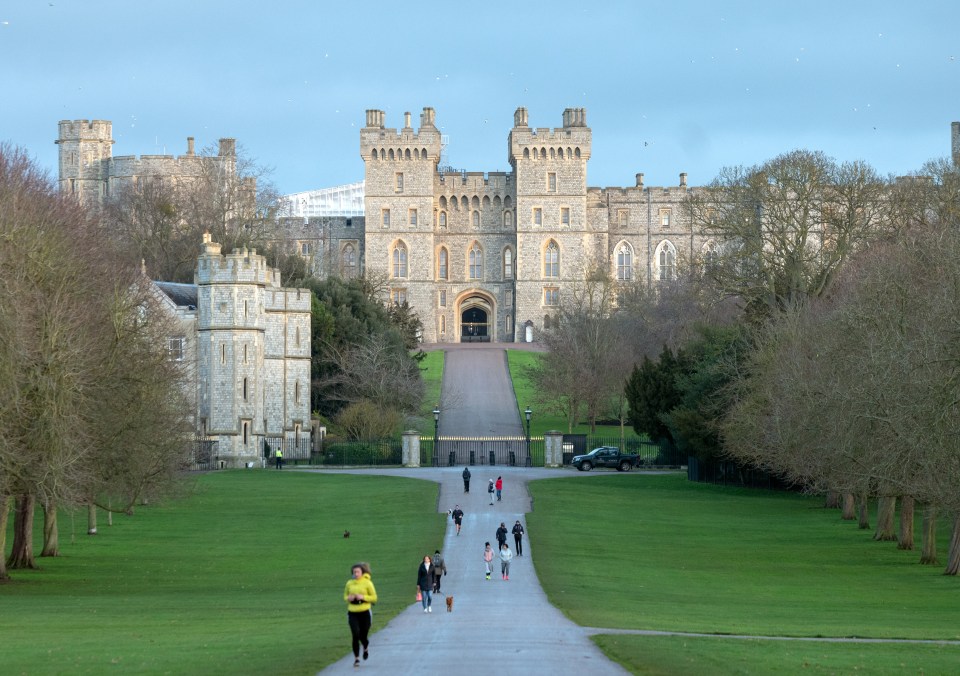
[57,119,114,144]
[361,107,443,162]
[195,240,273,287]
[509,107,592,163]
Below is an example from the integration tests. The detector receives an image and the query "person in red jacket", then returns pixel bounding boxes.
[495,476,503,501]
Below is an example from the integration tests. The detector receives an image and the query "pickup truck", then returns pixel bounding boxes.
[571,446,640,472]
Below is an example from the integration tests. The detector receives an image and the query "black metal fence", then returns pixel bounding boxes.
[686,456,795,490]
[188,433,687,471]
[261,437,313,464]
[420,436,544,467]
[191,435,218,471]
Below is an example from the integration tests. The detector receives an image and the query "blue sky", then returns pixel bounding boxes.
[2,1,958,195]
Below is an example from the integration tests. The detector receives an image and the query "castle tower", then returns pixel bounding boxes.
[508,108,594,341]
[56,119,114,204]
[361,107,443,330]
[194,234,271,466]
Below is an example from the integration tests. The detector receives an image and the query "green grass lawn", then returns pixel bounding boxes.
[1,471,445,675]
[529,472,960,673]
[418,349,444,431]
[6,470,960,674]
[592,634,960,675]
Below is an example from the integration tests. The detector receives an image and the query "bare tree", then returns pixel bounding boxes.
[685,150,890,320]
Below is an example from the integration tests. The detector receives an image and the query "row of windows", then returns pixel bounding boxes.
[370,147,430,160]
[389,242,524,282]
[382,207,572,229]
[521,147,582,160]
[388,239,685,282]
[439,195,512,210]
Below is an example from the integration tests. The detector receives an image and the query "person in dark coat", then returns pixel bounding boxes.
[462,466,471,492]
[495,522,508,550]
[431,550,447,593]
[451,505,464,535]
[416,555,434,612]
[512,520,525,556]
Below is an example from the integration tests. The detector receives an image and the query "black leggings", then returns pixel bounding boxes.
[348,610,371,657]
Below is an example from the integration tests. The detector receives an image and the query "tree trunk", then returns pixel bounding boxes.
[857,494,870,529]
[0,495,10,581]
[873,496,897,541]
[841,493,856,520]
[824,491,840,509]
[920,505,938,565]
[41,499,60,557]
[87,502,98,535]
[897,496,915,551]
[7,494,38,570]
[944,514,960,576]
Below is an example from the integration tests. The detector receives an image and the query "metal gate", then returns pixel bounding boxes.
[430,436,534,467]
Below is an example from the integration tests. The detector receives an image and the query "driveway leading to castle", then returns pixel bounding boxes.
[317,345,629,675]
[437,347,524,437]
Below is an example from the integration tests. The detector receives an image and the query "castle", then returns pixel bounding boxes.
[360,106,710,343]
[59,112,960,347]
[55,119,254,206]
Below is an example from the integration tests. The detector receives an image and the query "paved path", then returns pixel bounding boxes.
[437,348,523,436]
[315,466,631,676]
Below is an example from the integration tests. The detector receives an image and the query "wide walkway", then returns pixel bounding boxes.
[316,466,630,675]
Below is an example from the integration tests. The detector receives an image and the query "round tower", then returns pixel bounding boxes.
[55,119,113,203]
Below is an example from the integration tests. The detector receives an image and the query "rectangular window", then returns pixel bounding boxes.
[439,290,447,307]
[396,173,404,192]
[409,208,418,226]
[505,288,513,308]
[544,287,559,306]
[618,210,629,228]
[168,336,185,361]
[547,173,557,192]
[660,209,672,227]
[382,209,391,228]
[391,288,407,305]
[533,208,542,226]
[300,241,311,255]
[561,207,570,226]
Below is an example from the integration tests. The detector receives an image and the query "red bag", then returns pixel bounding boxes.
[416,590,422,602]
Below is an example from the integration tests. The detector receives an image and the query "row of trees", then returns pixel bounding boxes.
[1,145,192,580]
[535,148,960,575]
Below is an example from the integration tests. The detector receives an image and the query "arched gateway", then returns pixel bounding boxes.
[458,293,494,343]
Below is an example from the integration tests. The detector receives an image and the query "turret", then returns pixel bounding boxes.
[55,119,114,203]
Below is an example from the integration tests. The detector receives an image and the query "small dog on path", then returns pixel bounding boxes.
[445,595,454,612]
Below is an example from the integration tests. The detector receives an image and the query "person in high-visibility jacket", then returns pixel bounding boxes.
[275,448,283,469]
[344,562,377,666]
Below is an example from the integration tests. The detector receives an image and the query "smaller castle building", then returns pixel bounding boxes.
[152,235,311,468]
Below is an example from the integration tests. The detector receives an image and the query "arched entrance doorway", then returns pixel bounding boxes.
[458,294,494,343]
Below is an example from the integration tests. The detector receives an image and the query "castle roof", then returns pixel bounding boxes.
[154,281,198,310]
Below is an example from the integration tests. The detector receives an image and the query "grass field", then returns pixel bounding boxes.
[1,471,445,675]
[418,349,444,431]
[528,472,960,673]
[6,467,960,674]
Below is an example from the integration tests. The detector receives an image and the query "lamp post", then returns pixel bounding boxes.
[524,406,532,463]
[433,407,440,465]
